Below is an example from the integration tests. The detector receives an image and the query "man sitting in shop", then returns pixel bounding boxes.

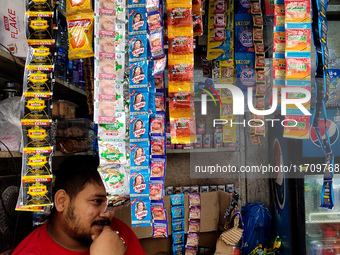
[13,156,146,255]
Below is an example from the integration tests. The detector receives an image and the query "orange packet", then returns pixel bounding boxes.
[285,28,311,52]
[66,11,94,60]
[66,0,92,14]
[283,115,310,139]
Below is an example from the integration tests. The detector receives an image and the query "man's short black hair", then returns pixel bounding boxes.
[53,156,103,200]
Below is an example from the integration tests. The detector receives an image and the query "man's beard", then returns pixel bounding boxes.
[64,204,111,246]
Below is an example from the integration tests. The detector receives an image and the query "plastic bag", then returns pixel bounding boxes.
[241,202,272,255]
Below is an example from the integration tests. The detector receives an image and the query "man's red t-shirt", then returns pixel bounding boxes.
[12,218,146,255]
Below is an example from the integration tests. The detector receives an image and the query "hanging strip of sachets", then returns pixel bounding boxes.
[16,0,55,211]
[171,194,185,254]
[168,0,197,145]
[310,0,334,209]
[185,193,201,254]
[249,0,266,145]
[283,0,311,140]
[94,0,130,211]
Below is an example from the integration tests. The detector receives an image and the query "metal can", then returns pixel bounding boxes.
[310,240,323,255]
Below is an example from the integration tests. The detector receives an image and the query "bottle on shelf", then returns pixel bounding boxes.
[55,20,68,80]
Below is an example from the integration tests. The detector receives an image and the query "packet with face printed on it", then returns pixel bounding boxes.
[129,34,148,62]
[95,58,117,80]
[98,112,126,140]
[96,15,116,37]
[98,164,129,198]
[130,169,150,196]
[129,61,148,87]
[99,139,127,165]
[94,80,124,101]
[130,87,149,114]
[95,37,116,59]
[129,8,148,34]
[94,100,123,123]
[130,114,150,142]
[130,142,150,169]
[131,197,152,227]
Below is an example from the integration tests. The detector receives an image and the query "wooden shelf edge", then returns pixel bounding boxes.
[167,147,238,153]
[54,77,87,96]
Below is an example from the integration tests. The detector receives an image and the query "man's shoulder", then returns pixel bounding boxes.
[12,224,48,255]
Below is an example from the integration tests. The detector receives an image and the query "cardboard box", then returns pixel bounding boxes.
[114,191,231,253]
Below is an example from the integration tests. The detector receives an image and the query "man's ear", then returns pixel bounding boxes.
[54,189,69,212]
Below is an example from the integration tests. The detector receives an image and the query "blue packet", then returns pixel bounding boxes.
[151,201,167,221]
[149,30,165,58]
[129,61,148,87]
[130,87,149,114]
[129,34,148,62]
[171,206,185,219]
[131,197,152,227]
[128,8,147,34]
[147,10,162,32]
[150,112,166,135]
[235,52,255,91]
[173,244,185,255]
[130,114,149,142]
[235,14,254,53]
[172,219,185,232]
[172,231,185,245]
[152,220,168,238]
[128,0,145,6]
[130,169,150,196]
[235,0,251,14]
[170,194,184,206]
[149,179,164,201]
[130,142,149,169]
[150,157,166,179]
[150,134,166,157]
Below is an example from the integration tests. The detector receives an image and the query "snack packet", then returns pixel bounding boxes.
[66,0,92,14]
[99,139,127,165]
[130,114,150,142]
[130,169,150,196]
[131,197,152,227]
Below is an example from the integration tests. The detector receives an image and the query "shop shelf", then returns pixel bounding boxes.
[167,147,238,153]
[0,151,94,158]
[307,212,340,223]
[0,151,22,158]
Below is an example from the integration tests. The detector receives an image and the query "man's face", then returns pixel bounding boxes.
[62,182,114,245]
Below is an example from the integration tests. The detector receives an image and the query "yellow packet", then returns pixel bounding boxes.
[168,26,193,39]
[66,0,92,14]
[168,81,192,93]
[283,115,310,139]
[67,11,94,60]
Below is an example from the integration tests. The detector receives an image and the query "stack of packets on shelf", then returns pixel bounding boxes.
[171,194,186,254]
[249,0,266,145]
[16,0,56,211]
[65,0,95,60]
[283,0,311,138]
[193,0,204,36]
[93,0,129,210]
[128,0,168,233]
[310,0,334,209]
[167,0,197,144]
